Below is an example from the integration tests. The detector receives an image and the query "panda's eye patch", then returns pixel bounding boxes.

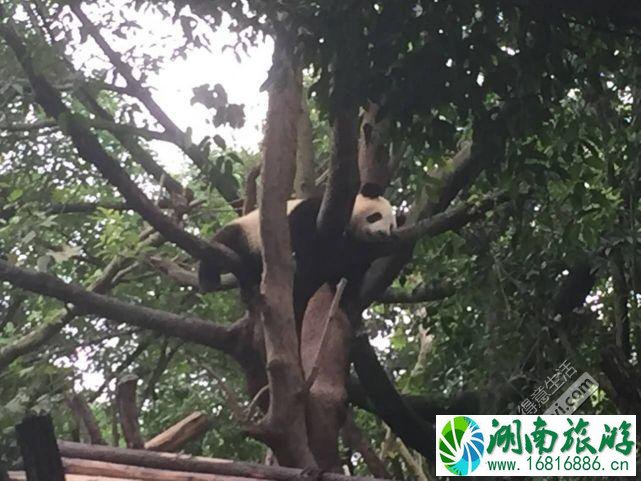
[366,212,383,223]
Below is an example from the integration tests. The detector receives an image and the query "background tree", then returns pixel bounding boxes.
[1,0,640,478]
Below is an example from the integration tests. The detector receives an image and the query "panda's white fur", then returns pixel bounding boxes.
[228,194,393,253]
[229,199,304,252]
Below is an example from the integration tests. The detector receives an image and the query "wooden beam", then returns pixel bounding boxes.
[15,416,65,481]
[8,472,134,481]
[63,458,255,481]
[58,442,391,481]
[144,411,210,452]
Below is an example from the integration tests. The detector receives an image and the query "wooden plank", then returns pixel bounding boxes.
[9,472,135,481]
[58,442,393,481]
[63,458,255,481]
[144,411,210,452]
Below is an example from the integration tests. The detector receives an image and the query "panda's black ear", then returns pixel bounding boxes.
[360,183,384,198]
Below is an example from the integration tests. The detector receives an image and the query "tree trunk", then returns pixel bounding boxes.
[300,285,351,471]
[255,35,315,468]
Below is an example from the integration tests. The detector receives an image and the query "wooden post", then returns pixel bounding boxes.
[116,374,144,449]
[15,415,65,481]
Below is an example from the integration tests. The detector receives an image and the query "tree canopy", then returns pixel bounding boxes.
[1,0,640,478]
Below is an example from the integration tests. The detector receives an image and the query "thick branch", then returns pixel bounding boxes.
[0,311,70,372]
[0,260,238,351]
[65,393,107,445]
[358,101,390,187]
[294,88,317,198]
[340,409,392,479]
[147,256,236,291]
[116,375,144,449]
[256,38,314,467]
[348,313,435,460]
[393,192,508,243]
[242,163,261,215]
[0,232,163,372]
[317,108,360,241]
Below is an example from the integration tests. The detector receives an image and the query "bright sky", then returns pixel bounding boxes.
[64,2,273,176]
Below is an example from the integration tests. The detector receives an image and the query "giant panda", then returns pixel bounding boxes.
[198,183,396,318]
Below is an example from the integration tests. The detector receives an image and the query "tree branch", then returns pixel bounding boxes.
[116,374,144,449]
[347,309,435,460]
[0,260,238,352]
[242,163,261,215]
[340,408,392,479]
[0,118,171,143]
[70,4,238,202]
[294,87,317,198]
[254,37,315,467]
[146,256,237,291]
[317,108,360,241]
[358,101,391,187]
[65,393,107,445]
[0,17,243,277]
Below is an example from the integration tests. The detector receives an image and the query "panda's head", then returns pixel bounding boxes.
[348,183,396,240]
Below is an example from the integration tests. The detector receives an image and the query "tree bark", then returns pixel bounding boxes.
[57,442,390,481]
[116,375,145,449]
[255,36,314,467]
[358,102,390,188]
[340,409,392,479]
[300,286,351,471]
[145,412,210,452]
[65,393,107,445]
[294,87,317,198]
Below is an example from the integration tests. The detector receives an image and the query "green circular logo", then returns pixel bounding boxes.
[439,416,485,476]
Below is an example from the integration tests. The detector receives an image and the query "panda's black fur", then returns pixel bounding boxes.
[198,183,395,319]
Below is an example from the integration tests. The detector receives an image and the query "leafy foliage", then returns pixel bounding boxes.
[1,0,640,478]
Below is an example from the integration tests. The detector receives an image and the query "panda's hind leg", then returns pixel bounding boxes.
[198,260,222,292]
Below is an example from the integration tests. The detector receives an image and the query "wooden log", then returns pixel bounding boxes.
[63,458,252,481]
[58,442,391,481]
[116,375,144,449]
[8,472,134,481]
[15,416,65,481]
[144,411,210,452]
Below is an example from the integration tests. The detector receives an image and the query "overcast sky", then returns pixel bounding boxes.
[63,2,273,177]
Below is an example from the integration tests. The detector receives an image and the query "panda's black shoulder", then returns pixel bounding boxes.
[288,197,322,250]
[288,197,322,231]
[289,196,322,219]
